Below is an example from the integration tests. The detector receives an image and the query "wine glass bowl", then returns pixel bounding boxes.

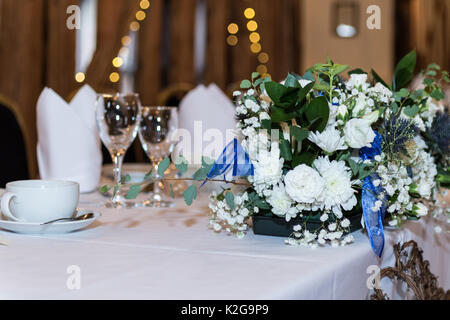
[138,106,179,208]
[96,93,141,208]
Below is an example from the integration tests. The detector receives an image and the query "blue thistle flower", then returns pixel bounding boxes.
[382,113,418,159]
[429,112,450,156]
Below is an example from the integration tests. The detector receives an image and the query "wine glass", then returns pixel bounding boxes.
[96,93,141,208]
[138,106,179,208]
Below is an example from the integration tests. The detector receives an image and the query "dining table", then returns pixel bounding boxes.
[0,177,448,300]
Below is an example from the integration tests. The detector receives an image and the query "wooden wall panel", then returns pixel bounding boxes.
[252,0,298,82]
[301,0,394,81]
[46,0,78,99]
[410,0,450,71]
[85,0,138,92]
[136,0,163,105]
[168,0,197,84]
[0,0,44,178]
[204,0,230,88]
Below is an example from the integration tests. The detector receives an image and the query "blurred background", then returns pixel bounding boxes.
[0,0,449,186]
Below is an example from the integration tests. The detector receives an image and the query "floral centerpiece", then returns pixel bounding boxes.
[104,51,449,257]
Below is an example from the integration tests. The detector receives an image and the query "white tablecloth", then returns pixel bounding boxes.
[0,192,448,300]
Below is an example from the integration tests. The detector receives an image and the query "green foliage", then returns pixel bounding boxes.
[240,79,252,89]
[174,155,188,173]
[125,185,141,199]
[371,69,390,89]
[183,185,197,205]
[279,139,293,161]
[304,96,329,132]
[99,185,111,193]
[158,157,171,176]
[393,50,416,90]
[292,151,315,167]
[192,156,215,181]
[224,191,235,210]
[403,105,420,117]
[290,126,309,142]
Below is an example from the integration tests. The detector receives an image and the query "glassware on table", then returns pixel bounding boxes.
[95,93,141,208]
[138,106,179,208]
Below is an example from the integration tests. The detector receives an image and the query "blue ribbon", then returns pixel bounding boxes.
[203,138,254,185]
[359,131,387,258]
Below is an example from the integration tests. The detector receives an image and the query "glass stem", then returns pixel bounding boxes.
[152,161,162,201]
[112,152,125,202]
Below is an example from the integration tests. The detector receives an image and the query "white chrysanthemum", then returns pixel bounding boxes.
[267,184,293,218]
[284,164,324,203]
[308,125,347,153]
[252,142,284,191]
[313,156,357,215]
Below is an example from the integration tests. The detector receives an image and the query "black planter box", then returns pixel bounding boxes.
[252,212,363,237]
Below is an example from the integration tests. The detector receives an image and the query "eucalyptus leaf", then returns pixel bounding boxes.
[403,105,420,117]
[158,157,171,176]
[302,71,315,81]
[193,168,208,181]
[285,73,301,88]
[183,185,197,206]
[174,155,188,173]
[240,79,252,89]
[225,191,235,210]
[125,184,141,199]
[431,89,445,100]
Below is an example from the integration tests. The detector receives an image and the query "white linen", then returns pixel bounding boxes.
[177,84,236,164]
[0,191,448,300]
[37,85,102,193]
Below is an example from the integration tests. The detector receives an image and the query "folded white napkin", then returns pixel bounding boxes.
[37,85,102,193]
[178,83,236,164]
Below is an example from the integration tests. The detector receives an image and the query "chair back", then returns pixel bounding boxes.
[0,99,30,187]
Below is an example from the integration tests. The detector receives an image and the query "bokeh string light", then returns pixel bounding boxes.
[243,7,270,78]
[225,7,271,79]
[110,0,150,83]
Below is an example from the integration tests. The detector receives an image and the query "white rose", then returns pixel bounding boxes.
[284,165,324,203]
[344,119,376,148]
[362,111,379,124]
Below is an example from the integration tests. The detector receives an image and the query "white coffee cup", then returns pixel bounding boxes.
[1,180,79,223]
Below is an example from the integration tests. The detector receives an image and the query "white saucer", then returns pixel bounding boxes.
[0,209,101,234]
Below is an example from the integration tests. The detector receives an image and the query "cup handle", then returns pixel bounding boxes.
[1,192,22,221]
